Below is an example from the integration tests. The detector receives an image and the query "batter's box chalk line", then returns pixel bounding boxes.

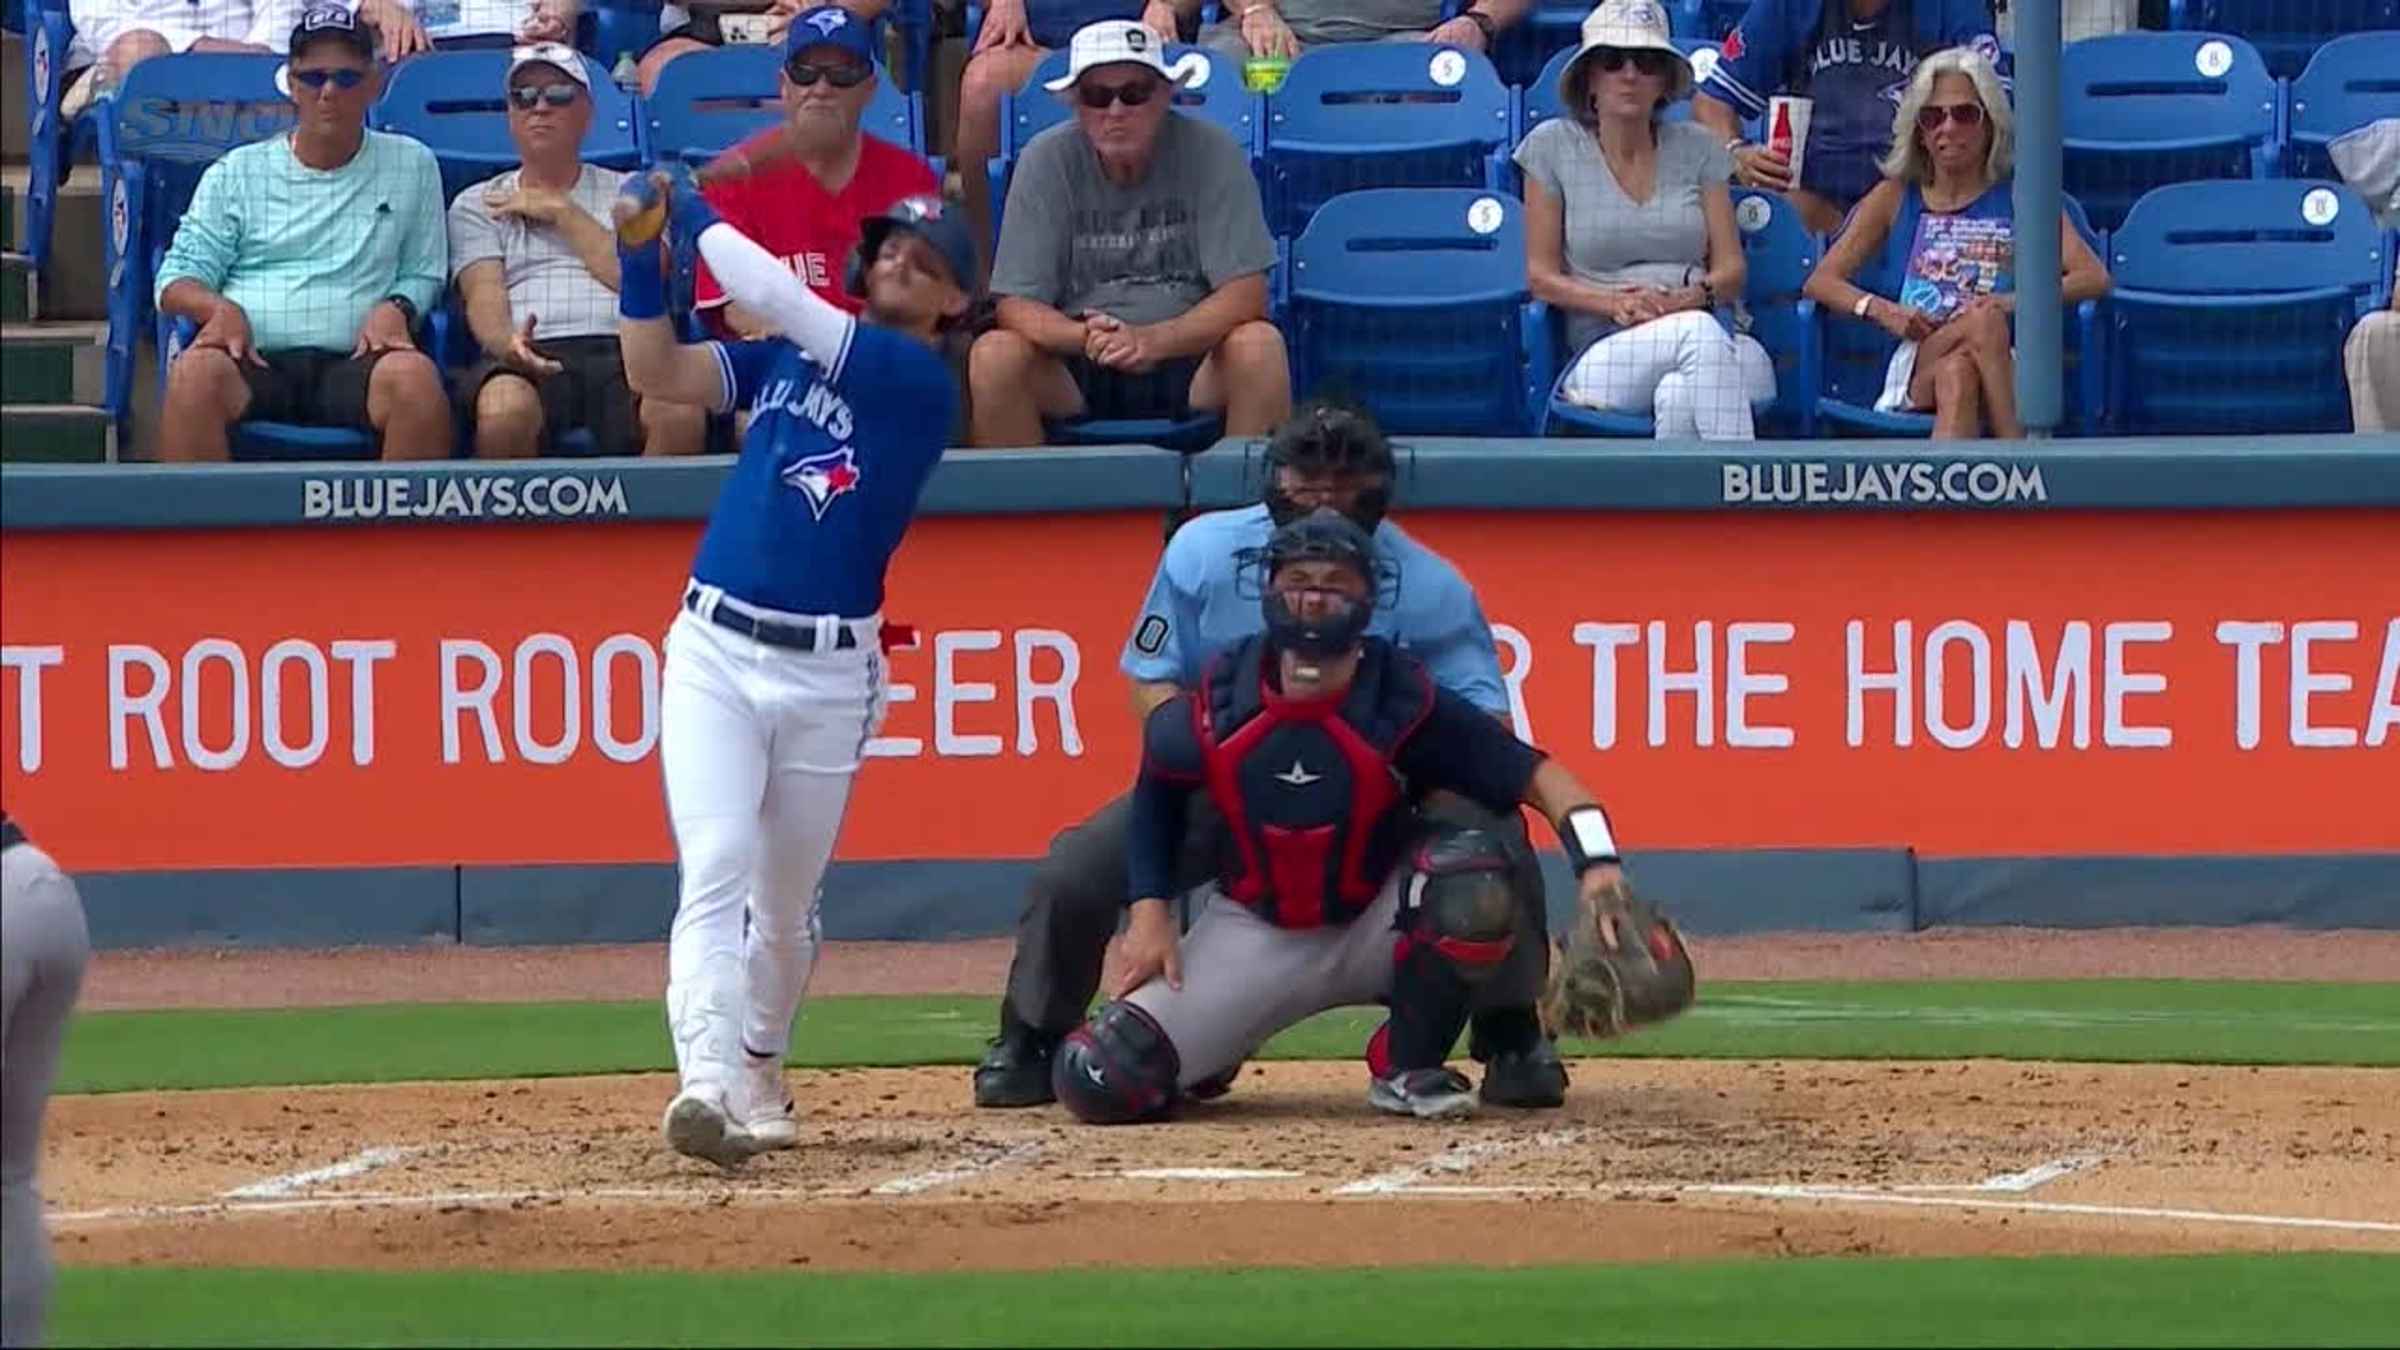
[1334,1128,1589,1196]
[868,1137,1047,1196]
[219,1145,426,1200]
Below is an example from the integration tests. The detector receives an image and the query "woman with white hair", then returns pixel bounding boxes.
[1515,0,1774,440]
[1805,46,2108,439]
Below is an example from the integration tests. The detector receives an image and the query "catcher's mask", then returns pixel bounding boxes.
[844,195,979,303]
[1241,508,1396,662]
[1259,399,1398,532]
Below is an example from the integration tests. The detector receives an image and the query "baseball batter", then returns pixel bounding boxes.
[1054,511,1636,1123]
[612,164,980,1167]
[976,403,1570,1111]
[2,813,91,1348]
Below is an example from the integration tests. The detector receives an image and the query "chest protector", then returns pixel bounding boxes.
[1193,641,1435,929]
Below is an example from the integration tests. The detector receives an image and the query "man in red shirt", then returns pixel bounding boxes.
[693,4,939,337]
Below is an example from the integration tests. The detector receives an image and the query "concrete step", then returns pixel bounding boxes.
[0,402,113,462]
[1,318,105,405]
[0,168,108,321]
[2,250,26,322]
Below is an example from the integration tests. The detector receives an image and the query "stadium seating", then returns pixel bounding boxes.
[993,42,1260,227]
[1283,187,1539,435]
[20,0,91,275]
[2166,0,2400,79]
[2062,31,2282,234]
[1261,43,1513,238]
[2286,31,2400,183]
[2106,178,2390,434]
[1535,188,1819,437]
[373,50,644,205]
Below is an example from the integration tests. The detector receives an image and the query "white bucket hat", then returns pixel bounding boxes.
[1044,19,1209,94]
[1559,0,1694,115]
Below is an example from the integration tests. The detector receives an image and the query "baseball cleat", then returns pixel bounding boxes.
[973,1023,1060,1108]
[1479,1038,1569,1109]
[1368,1067,1479,1120]
[662,1088,756,1170]
[741,1057,798,1151]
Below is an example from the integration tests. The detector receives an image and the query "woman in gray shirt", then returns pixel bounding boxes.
[1515,0,1771,439]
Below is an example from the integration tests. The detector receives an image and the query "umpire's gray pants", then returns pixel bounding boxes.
[1124,879,1405,1091]
[2,845,89,1350]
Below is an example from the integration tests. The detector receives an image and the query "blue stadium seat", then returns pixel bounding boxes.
[95,53,295,443]
[1536,189,1820,438]
[2106,178,2391,434]
[2166,0,2400,80]
[21,0,95,276]
[2062,32,2282,234]
[1519,37,1739,142]
[579,0,661,73]
[1284,187,1539,435]
[994,43,1261,239]
[644,43,922,162]
[2287,31,2400,183]
[372,51,643,206]
[1261,43,1514,238]
[1816,194,2109,438]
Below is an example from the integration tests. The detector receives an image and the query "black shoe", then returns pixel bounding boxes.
[1479,1037,1568,1109]
[972,1023,1060,1108]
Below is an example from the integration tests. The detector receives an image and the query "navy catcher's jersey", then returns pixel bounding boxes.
[688,321,957,618]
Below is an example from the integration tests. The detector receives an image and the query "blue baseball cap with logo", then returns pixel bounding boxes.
[784,5,878,66]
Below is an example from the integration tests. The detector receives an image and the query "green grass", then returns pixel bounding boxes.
[50,1254,2400,1347]
[58,981,2400,1093]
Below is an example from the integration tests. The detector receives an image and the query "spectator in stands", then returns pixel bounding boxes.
[971,19,1290,446]
[1196,0,1528,64]
[637,0,891,94]
[690,4,939,338]
[1805,46,2108,439]
[954,0,1180,248]
[1517,0,1772,439]
[356,0,579,59]
[1992,0,2132,51]
[2347,269,2398,434]
[1694,0,2001,235]
[449,44,708,455]
[59,0,289,119]
[154,5,452,459]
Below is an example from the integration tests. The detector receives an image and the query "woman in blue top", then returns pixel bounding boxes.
[1805,46,2108,439]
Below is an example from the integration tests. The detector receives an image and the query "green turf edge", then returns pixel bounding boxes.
[50,1253,2400,1347]
[58,980,2400,1093]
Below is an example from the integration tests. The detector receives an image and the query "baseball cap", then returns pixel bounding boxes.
[1043,19,1199,93]
[289,4,375,61]
[783,5,878,66]
[505,42,591,90]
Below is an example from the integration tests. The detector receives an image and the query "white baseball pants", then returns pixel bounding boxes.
[659,597,886,1097]
[1559,310,1775,440]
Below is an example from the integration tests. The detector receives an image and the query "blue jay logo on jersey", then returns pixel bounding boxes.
[781,447,862,519]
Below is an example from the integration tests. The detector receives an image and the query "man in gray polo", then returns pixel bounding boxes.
[1,813,91,1349]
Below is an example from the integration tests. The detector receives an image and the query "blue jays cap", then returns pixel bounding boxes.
[784,5,878,67]
[289,4,375,61]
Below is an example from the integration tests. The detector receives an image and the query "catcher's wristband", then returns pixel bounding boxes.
[1558,804,1621,873]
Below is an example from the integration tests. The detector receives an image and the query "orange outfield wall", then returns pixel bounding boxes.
[3,509,2395,872]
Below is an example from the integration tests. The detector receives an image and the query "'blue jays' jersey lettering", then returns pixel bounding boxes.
[689,321,958,617]
[1120,503,1508,715]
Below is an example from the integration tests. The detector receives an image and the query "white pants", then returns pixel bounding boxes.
[2348,311,2400,433]
[1560,310,1775,440]
[660,598,886,1096]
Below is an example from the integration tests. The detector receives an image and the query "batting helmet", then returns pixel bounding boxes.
[844,195,979,300]
[1262,399,1398,531]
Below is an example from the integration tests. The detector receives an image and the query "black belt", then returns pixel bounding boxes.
[684,588,861,653]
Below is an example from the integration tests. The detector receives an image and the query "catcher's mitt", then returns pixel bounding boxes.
[1540,880,1696,1039]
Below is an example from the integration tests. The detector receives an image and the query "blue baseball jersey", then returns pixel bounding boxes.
[1119,503,1508,715]
[688,321,958,617]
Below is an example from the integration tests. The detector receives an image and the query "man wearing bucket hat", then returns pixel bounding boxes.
[690,4,939,337]
[1195,0,1530,68]
[1694,0,2001,235]
[971,19,1290,446]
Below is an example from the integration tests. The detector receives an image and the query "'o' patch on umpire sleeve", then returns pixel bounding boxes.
[1133,615,1171,655]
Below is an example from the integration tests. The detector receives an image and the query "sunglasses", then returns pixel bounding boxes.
[508,82,582,110]
[1593,48,1673,77]
[784,59,872,87]
[1916,101,1987,131]
[1077,79,1157,109]
[291,66,367,91]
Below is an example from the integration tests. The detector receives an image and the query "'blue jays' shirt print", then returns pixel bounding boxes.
[1120,503,1508,715]
[688,320,958,617]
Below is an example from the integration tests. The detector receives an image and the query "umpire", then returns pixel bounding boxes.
[2,812,90,1349]
[973,400,1570,1111]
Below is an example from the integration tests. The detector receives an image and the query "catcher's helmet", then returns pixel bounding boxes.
[1262,399,1396,531]
[1255,507,1384,661]
[844,195,978,299]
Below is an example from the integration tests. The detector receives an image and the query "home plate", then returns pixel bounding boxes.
[1117,1167,1306,1181]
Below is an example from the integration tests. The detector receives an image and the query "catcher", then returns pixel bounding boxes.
[1055,509,1694,1123]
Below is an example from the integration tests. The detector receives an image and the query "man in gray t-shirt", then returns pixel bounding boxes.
[972,19,1290,445]
[1197,0,1529,65]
